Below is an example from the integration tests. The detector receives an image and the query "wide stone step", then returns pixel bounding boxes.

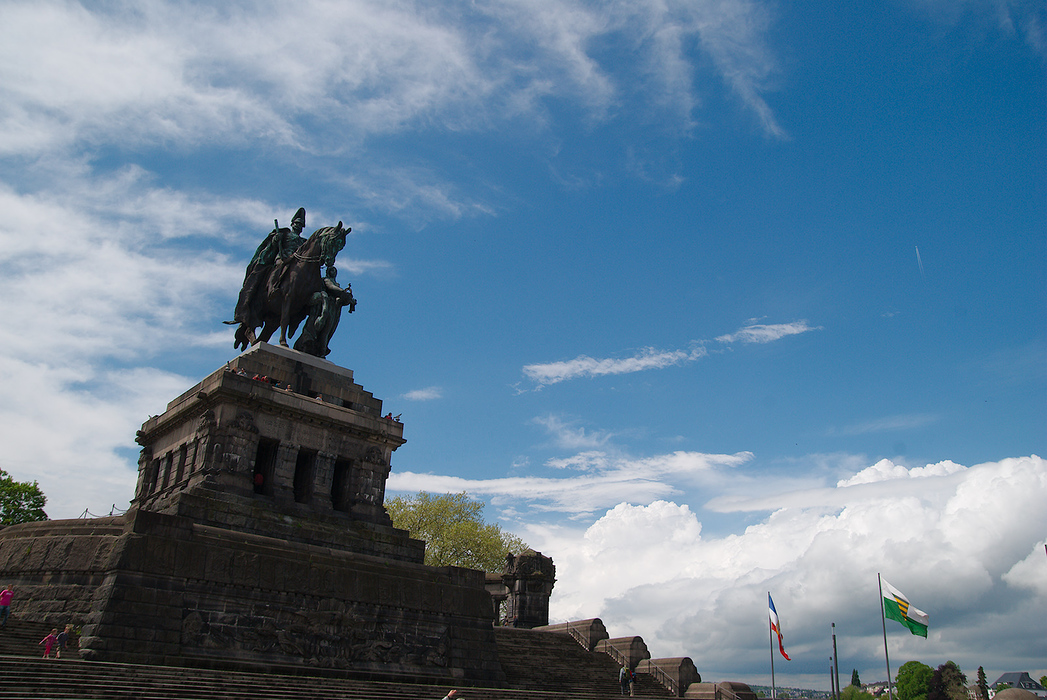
[0,619,80,660]
[0,656,639,700]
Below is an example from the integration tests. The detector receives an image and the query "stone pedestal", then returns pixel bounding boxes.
[500,550,555,629]
[0,345,504,682]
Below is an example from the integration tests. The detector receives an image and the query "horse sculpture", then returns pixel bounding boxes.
[229,222,349,353]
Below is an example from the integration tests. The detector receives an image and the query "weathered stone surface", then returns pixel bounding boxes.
[535,618,608,651]
[0,345,504,682]
[596,636,651,669]
[500,550,555,629]
[638,657,702,695]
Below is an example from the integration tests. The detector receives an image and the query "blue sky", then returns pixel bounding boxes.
[0,0,1044,690]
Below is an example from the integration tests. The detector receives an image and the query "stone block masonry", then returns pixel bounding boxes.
[0,344,505,683]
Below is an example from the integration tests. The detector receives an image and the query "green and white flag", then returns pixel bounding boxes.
[882,578,929,637]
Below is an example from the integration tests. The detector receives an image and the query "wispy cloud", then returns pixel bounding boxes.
[714,320,820,344]
[523,346,703,385]
[523,320,819,386]
[829,413,940,437]
[533,415,613,451]
[387,449,752,515]
[0,0,785,160]
[403,386,444,401]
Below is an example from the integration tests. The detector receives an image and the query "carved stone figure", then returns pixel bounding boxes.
[228,211,352,356]
[293,265,356,358]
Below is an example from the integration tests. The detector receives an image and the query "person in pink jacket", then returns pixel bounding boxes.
[0,587,12,627]
[39,629,57,658]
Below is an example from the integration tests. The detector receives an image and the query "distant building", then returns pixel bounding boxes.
[992,674,1047,699]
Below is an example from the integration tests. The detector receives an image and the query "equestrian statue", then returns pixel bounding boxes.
[227,208,356,358]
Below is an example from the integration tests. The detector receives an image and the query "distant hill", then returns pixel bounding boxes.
[749,685,833,699]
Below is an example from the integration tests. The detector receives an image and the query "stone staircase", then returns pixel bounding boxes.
[0,621,676,700]
[0,618,80,660]
[494,627,674,697]
[0,656,663,700]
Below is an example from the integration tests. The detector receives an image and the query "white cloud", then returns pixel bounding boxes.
[715,320,820,345]
[0,355,193,518]
[523,319,819,386]
[403,386,443,401]
[523,346,705,385]
[0,0,784,160]
[533,415,613,451]
[518,455,1047,684]
[836,458,966,487]
[390,448,1047,681]
[1002,539,1047,597]
[387,449,752,515]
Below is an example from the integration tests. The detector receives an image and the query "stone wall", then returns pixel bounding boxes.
[66,507,503,680]
[0,518,125,625]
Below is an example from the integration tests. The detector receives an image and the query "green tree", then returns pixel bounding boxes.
[386,491,527,571]
[928,662,967,700]
[940,661,967,700]
[840,686,873,700]
[897,661,934,700]
[0,469,47,526]
[975,667,989,700]
[1039,677,1047,692]
[852,670,862,687]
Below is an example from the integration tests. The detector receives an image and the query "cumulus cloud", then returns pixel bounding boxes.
[389,444,1046,681]
[517,455,1047,685]
[836,458,966,487]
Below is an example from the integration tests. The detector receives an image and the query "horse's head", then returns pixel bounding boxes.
[320,221,349,267]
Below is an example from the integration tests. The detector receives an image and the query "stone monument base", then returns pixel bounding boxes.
[0,345,505,682]
[0,508,501,680]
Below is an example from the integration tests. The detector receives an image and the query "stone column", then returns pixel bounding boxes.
[272,444,300,503]
[313,451,336,512]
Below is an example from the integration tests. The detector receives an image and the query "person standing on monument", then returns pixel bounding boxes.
[0,586,12,627]
[619,664,631,695]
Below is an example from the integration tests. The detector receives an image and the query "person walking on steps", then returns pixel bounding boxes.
[620,664,631,695]
[0,586,12,627]
[55,625,71,658]
[39,629,57,658]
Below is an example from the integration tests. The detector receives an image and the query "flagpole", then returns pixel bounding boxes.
[768,592,776,700]
[832,623,841,700]
[878,574,894,700]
